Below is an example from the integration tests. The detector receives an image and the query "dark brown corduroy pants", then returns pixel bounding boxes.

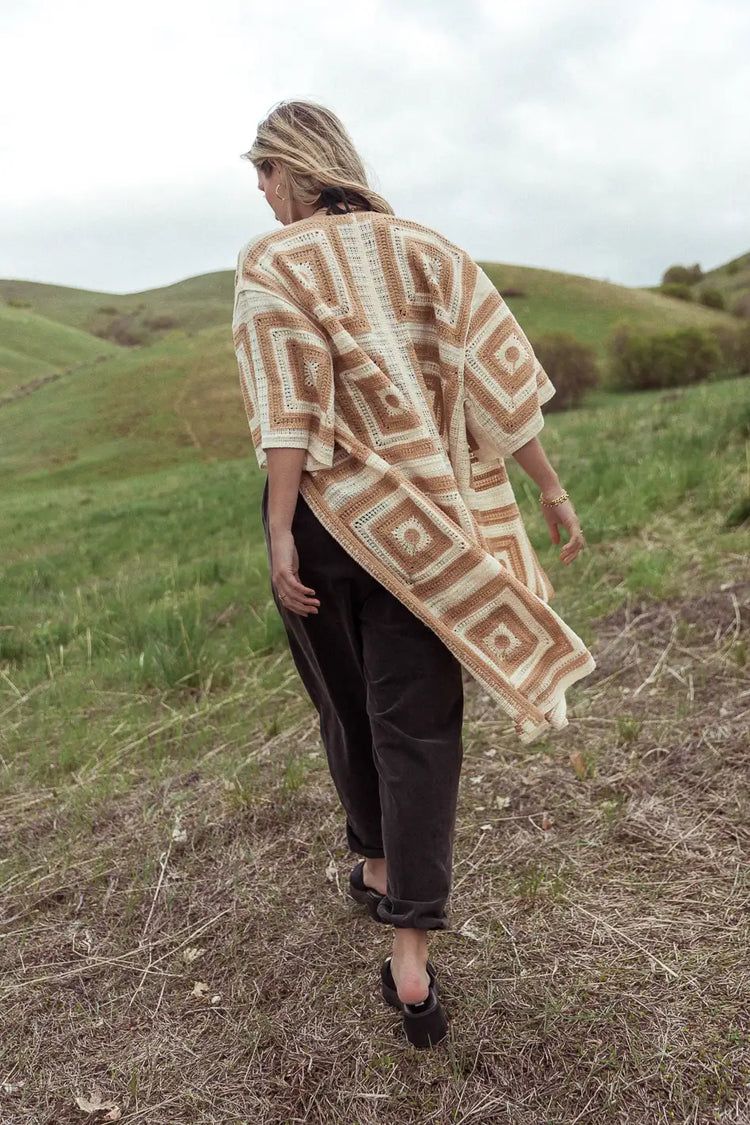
[261,479,464,930]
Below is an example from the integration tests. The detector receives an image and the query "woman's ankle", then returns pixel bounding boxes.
[363,857,387,894]
[392,928,428,958]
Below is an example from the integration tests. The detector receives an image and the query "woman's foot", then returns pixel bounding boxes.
[362,857,387,896]
[390,929,430,1005]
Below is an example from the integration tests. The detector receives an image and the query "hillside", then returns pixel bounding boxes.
[0,324,246,483]
[0,303,118,391]
[699,250,750,313]
[0,255,742,481]
[1,257,735,365]
[478,261,734,354]
[0,272,233,357]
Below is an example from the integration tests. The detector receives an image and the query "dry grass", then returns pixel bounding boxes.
[1,576,748,1124]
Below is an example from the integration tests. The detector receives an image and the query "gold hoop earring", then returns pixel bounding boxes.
[275,183,286,202]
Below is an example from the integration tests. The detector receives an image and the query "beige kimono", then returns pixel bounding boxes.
[232,209,596,743]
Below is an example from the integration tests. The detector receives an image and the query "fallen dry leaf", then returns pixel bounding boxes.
[74,1087,119,1115]
[191,981,210,999]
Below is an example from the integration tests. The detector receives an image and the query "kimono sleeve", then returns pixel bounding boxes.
[462,266,556,462]
[232,282,335,473]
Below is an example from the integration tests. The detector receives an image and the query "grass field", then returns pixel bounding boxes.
[0,304,117,390]
[1,366,748,1122]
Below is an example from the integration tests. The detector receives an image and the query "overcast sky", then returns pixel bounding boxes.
[1,0,747,295]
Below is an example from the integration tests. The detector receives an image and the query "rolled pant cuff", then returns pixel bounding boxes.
[376,894,450,930]
[346,825,385,859]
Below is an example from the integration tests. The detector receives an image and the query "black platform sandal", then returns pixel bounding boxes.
[348,861,385,921]
[380,956,447,1048]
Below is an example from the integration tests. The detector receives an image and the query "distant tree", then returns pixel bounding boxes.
[699,288,725,310]
[531,332,600,410]
[661,263,703,286]
[660,283,693,301]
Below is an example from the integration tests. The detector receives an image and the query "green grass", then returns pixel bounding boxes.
[0,459,284,714]
[0,325,241,483]
[0,375,748,1122]
[1,374,747,765]
[0,304,118,388]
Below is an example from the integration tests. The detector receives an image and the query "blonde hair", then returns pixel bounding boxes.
[241,99,394,216]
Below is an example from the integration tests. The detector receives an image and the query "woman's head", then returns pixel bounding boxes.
[241,100,393,225]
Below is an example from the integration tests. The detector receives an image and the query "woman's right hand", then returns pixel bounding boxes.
[270,529,321,615]
[540,498,586,565]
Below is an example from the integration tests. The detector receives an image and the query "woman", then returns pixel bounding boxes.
[232,100,595,1048]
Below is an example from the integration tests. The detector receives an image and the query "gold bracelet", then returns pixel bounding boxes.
[540,489,569,506]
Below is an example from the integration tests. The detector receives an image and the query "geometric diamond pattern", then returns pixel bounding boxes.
[233,210,596,744]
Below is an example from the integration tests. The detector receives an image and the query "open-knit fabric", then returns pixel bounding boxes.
[232,210,596,743]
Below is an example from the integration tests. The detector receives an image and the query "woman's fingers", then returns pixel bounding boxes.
[275,572,321,615]
[559,525,585,564]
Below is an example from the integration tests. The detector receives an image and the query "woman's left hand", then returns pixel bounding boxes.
[540,498,586,565]
[270,529,321,615]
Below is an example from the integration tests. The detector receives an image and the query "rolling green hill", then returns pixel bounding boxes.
[0,324,240,483]
[0,303,118,391]
[0,272,233,356]
[0,255,742,483]
[699,251,750,312]
[2,257,735,365]
[478,261,734,354]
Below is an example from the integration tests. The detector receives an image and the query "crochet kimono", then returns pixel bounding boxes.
[232,210,596,743]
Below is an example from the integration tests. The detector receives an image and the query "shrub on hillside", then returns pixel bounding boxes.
[726,261,739,276]
[608,324,722,391]
[730,294,750,319]
[699,288,725,310]
[93,314,149,347]
[530,332,600,410]
[144,314,180,332]
[660,282,693,302]
[711,323,750,376]
[661,263,703,285]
